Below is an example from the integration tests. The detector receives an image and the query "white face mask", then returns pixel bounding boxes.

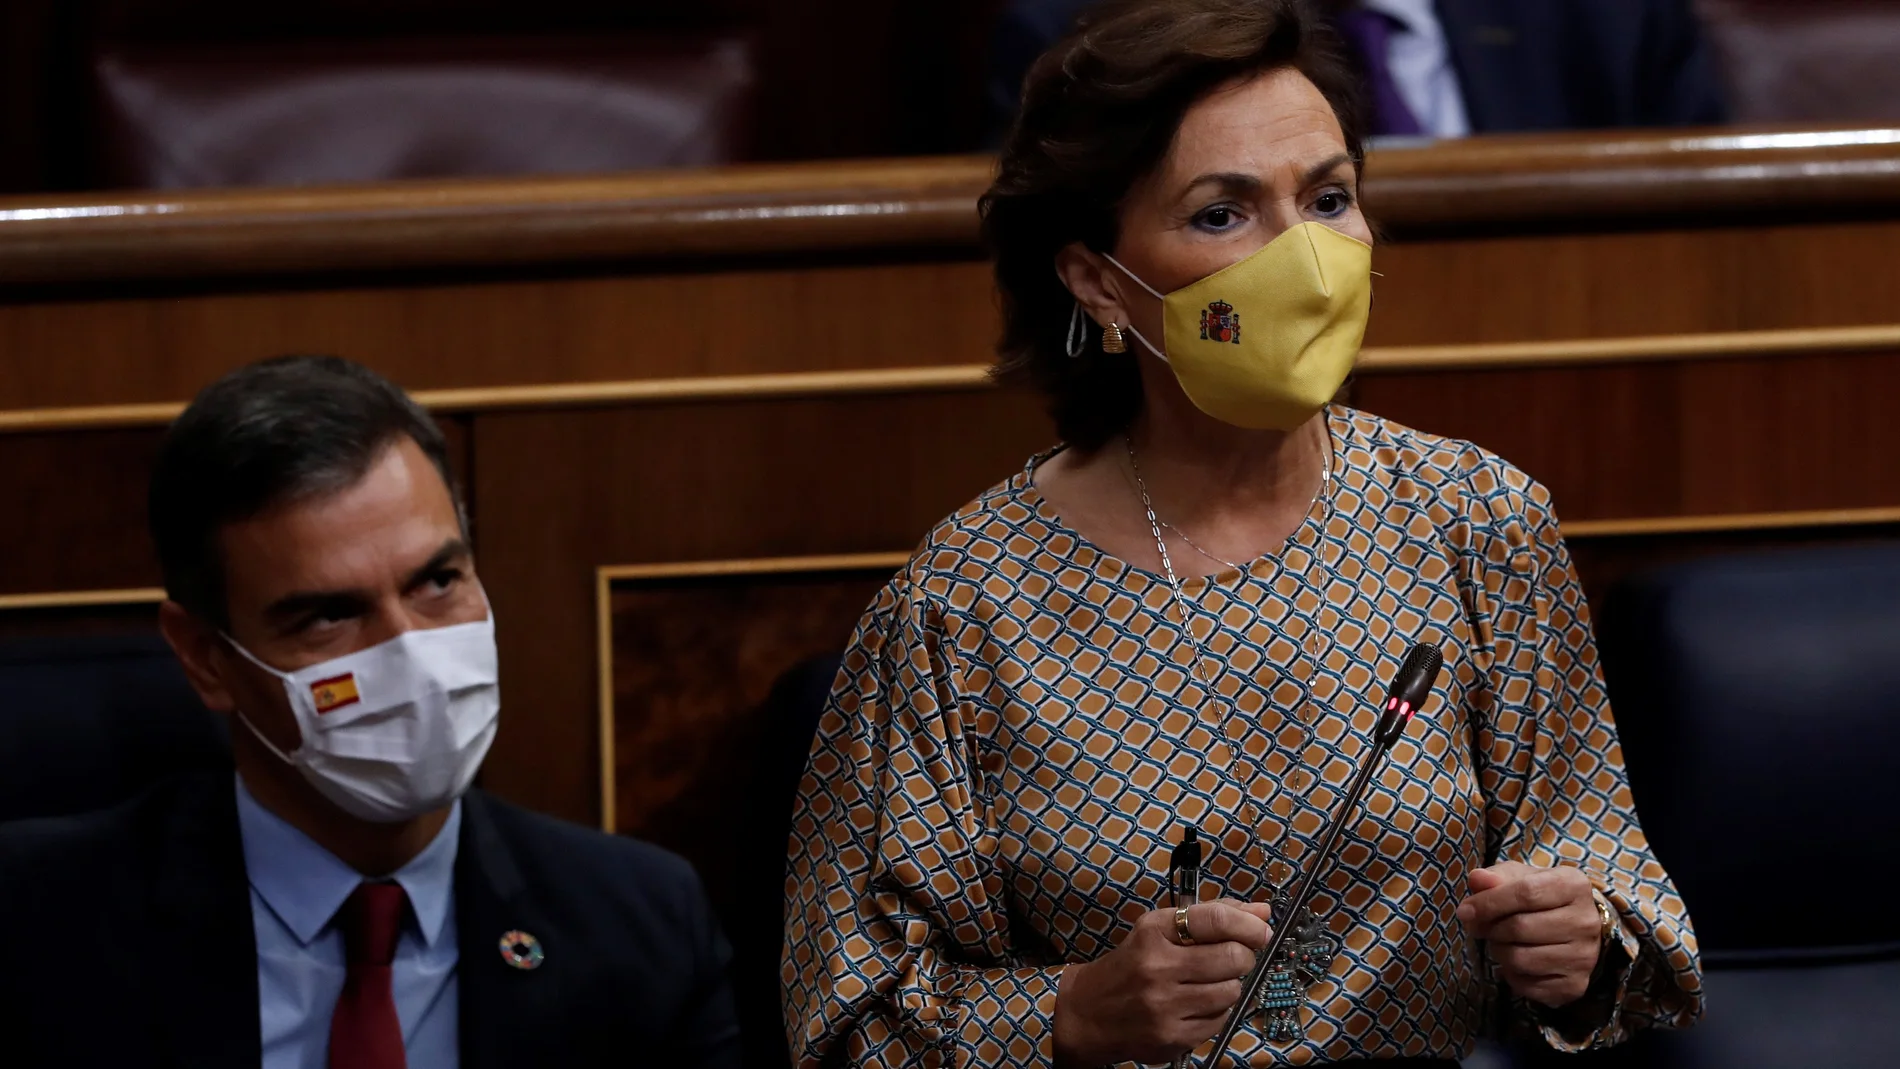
[225,615,501,823]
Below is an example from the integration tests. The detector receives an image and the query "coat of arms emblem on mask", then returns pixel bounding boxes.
[1199,299,1241,343]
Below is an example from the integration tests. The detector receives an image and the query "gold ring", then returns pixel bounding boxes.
[1591,889,1617,944]
[1174,905,1196,946]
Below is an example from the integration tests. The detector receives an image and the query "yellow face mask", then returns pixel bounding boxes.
[1104,221,1373,431]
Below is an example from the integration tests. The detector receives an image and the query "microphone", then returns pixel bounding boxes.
[1199,642,1444,1068]
[1376,643,1443,747]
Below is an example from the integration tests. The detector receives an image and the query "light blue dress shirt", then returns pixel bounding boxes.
[1361,0,1473,138]
[235,777,462,1069]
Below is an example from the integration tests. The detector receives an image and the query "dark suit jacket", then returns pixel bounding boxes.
[0,771,741,1068]
[987,0,1727,138]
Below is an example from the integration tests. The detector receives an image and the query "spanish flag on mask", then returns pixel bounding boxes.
[310,673,361,715]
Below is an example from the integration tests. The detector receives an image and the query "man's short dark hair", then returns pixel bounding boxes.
[149,355,462,627]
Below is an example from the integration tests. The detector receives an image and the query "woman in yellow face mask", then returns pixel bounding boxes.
[783,1,1702,1066]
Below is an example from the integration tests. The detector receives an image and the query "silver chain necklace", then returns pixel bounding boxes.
[1122,434,1332,598]
[1121,428,1336,725]
[1161,519,1244,571]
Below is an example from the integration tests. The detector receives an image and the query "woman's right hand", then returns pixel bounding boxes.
[1053,898,1274,1067]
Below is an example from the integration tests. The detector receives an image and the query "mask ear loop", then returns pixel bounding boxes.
[1065,302,1087,358]
[1097,253,1172,364]
[220,633,308,763]
[1100,252,1168,301]
[1118,321,1169,364]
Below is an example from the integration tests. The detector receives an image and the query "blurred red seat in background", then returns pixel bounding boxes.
[1698,0,1900,124]
[93,34,755,189]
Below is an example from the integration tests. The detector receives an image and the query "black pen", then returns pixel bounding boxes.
[1168,826,1204,1069]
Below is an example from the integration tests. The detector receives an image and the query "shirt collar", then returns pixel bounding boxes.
[233,775,462,949]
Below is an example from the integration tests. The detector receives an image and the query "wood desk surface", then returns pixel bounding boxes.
[1,125,1897,286]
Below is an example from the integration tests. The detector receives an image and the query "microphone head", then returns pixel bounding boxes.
[1390,643,1444,714]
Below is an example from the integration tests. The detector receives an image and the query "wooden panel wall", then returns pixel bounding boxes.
[0,260,998,411]
[0,419,472,594]
[1353,346,1900,522]
[472,390,1050,818]
[1,429,165,593]
[1366,220,1900,343]
[603,562,899,897]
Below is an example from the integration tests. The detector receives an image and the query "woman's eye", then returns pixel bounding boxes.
[1313,190,1352,218]
[1193,205,1242,232]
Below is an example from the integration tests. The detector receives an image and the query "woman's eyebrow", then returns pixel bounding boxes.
[1179,155,1356,203]
[1298,153,1357,188]
[1179,171,1263,201]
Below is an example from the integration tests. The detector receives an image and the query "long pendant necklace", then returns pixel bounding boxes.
[1121,432,1331,596]
[1124,431,1341,1043]
[1161,519,1244,571]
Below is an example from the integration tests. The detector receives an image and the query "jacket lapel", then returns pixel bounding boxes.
[455,792,565,1069]
[144,774,262,1069]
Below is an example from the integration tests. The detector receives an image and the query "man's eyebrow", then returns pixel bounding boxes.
[262,588,371,626]
[401,538,472,592]
[258,538,471,625]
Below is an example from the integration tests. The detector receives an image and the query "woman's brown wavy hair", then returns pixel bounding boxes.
[980,0,1365,450]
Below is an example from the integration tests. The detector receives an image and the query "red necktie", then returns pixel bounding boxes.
[330,882,410,1069]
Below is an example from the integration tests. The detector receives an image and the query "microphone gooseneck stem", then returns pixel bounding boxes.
[1199,728,1399,1067]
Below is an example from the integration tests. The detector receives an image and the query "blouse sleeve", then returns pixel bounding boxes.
[1456,464,1705,1051]
[783,575,1062,1069]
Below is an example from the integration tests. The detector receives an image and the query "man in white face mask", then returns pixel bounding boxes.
[0,356,740,1069]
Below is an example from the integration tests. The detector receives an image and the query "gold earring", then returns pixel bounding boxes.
[1102,322,1128,354]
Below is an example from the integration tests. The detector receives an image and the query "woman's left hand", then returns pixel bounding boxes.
[1456,861,1604,1008]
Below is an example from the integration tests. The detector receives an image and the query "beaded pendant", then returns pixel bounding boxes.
[1253,888,1339,1042]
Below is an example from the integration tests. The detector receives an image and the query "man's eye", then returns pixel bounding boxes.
[425,569,463,594]
[296,613,347,635]
[1313,190,1352,217]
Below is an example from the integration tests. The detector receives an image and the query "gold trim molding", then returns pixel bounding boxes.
[597,552,915,584]
[5,322,1899,435]
[1563,505,1900,539]
[0,586,165,612]
[0,367,998,434]
[593,552,909,833]
[1355,323,1900,373]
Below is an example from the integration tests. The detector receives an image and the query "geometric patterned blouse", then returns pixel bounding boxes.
[784,406,1703,1067]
